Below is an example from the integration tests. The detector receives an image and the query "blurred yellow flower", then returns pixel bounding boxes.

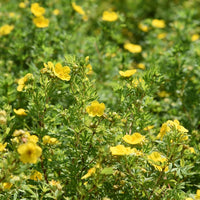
[137,63,145,70]
[54,63,71,81]
[42,135,58,145]
[42,135,51,144]
[119,69,137,77]
[72,2,85,15]
[3,182,13,190]
[33,16,49,28]
[110,145,136,156]
[189,147,195,154]
[17,73,33,92]
[185,198,193,200]
[148,151,167,163]
[143,125,154,131]
[53,9,60,16]
[102,11,118,22]
[0,142,7,151]
[30,171,43,181]
[14,108,27,116]
[157,91,170,98]
[195,189,200,200]
[86,100,105,117]
[124,43,142,53]
[191,34,199,41]
[86,64,93,75]
[148,151,168,171]
[19,2,26,8]
[152,19,166,28]
[138,23,149,32]
[0,24,14,36]
[17,142,42,164]
[28,135,39,143]
[157,32,167,39]
[157,122,170,140]
[81,167,96,179]
[13,129,26,137]
[122,132,145,145]
[31,3,45,17]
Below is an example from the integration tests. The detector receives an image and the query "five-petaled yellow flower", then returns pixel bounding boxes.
[54,63,71,81]
[122,132,145,145]
[31,3,45,17]
[14,108,27,116]
[124,43,142,53]
[33,16,49,28]
[119,69,137,77]
[86,100,105,117]
[17,142,42,164]
[102,11,118,22]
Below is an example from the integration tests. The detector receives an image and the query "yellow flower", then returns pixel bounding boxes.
[41,61,54,73]
[28,135,39,143]
[0,142,7,151]
[81,167,96,179]
[13,129,25,137]
[152,19,166,28]
[54,63,71,81]
[49,138,59,145]
[119,69,137,77]
[3,182,13,190]
[102,11,118,22]
[53,9,60,16]
[122,132,145,145]
[31,3,45,17]
[33,16,49,28]
[72,2,85,15]
[138,23,149,32]
[195,189,200,200]
[17,142,42,164]
[17,73,33,92]
[157,122,170,140]
[185,198,193,200]
[86,100,105,117]
[124,43,142,53]
[110,145,136,156]
[189,147,195,154]
[191,34,199,41]
[86,64,93,75]
[0,24,14,36]
[148,152,168,171]
[148,151,167,163]
[14,108,27,116]
[19,2,26,8]
[157,32,167,39]
[42,135,51,144]
[143,125,154,131]
[30,171,43,181]
[137,63,145,70]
